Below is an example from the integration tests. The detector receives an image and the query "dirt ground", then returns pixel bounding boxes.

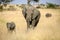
[0,8,60,40]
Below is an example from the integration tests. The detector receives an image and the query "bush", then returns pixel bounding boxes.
[36,5,41,8]
[7,5,16,11]
[46,3,56,8]
[3,4,7,7]
[0,5,3,11]
[45,13,52,18]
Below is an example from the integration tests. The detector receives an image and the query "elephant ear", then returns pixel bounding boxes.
[32,9,39,19]
[22,7,27,18]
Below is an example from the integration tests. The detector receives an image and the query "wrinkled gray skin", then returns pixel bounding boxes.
[6,22,16,31]
[22,5,40,30]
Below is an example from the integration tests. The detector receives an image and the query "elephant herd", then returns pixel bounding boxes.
[6,5,40,31]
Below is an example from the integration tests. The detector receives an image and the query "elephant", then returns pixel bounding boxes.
[6,22,16,31]
[22,5,40,30]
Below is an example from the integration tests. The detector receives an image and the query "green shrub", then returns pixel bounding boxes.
[7,6,16,11]
[46,3,56,8]
[0,5,3,11]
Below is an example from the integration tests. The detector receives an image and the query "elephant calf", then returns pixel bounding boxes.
[22,5,40,30]
[6,22,16,31]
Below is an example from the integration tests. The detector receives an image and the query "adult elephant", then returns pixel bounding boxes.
[22,5,40,30]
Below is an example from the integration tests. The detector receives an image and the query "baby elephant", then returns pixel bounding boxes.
[6,22,16,31]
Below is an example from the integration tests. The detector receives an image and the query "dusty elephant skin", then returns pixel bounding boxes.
[22,5,40,30]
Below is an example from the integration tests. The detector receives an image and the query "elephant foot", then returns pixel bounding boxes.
[30,25,35,30]
[27,25,34,31]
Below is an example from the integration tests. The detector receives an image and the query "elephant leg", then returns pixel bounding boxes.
[26,20,30,30]
[32,15,40,29]
[34,15,40,27]
[34,20,39,27]
[32,19,36,29]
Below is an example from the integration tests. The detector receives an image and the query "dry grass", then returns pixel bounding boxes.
[0,5,60,40]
